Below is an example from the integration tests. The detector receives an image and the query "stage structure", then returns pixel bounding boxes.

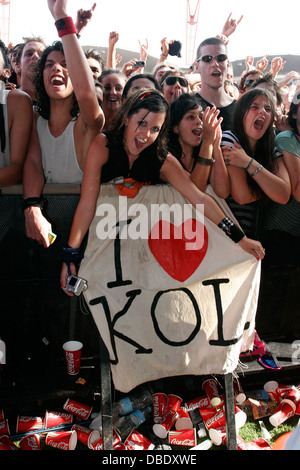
[0,0,10,46]
[186,0,201,66]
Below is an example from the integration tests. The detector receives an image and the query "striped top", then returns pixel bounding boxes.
[221,130,282,239]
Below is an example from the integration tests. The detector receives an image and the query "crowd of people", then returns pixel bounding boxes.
[1,0,300,285]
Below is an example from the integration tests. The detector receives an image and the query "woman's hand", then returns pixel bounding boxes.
[60,262,77,296]
[238,237,265,261]
[201,106,222,145]
[222,141,251,168]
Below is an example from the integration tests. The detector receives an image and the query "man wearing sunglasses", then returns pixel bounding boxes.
[194,37,236,131]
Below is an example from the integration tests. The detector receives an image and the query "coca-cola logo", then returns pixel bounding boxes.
[170,437,195,446]
[65,404,89,418]
[47,439,69,450]
[25,436,39,450]
[66,352,76,373]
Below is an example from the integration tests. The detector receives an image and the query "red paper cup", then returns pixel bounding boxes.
[185,395,210,410]
[269,402,295,427]
[125,430,154,450]
[62,341,83,375]
[152,410,178,439]
[166,394,182,413]
[175,406,193,430]
[152,393,167,423]
[72,424,100,449]
[209,426,227,446]
[264,380,281,404]
[16,416,44,433]
[202,379,222,407]
[0,435,19,450]
[90,429,120,450]
[45,410,73,428]
[19,434,41,450]
[0,419,10,436]
[46,430,77,450]
[63,398,92,420]
[168,429,197,447]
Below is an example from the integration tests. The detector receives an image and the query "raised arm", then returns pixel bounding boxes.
[48,0,103,132]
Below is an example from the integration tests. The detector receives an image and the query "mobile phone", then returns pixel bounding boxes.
[134,60,145,68]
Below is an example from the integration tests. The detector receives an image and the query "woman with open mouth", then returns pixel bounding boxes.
[168,93,230,198]
[60,89,266,289]
[221,88,291,239]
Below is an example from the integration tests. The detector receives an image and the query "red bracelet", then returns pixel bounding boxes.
[55,17,77,37]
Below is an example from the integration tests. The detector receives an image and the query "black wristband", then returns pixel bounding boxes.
[196,156,214,166]
[22,197,44,212]
[218,217,245,243]
[62,245,84,265]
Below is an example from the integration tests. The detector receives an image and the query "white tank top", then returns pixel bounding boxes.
[0,81,10,169]
[37,116,83,184]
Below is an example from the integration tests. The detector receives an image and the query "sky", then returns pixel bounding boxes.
[4,0,300,68]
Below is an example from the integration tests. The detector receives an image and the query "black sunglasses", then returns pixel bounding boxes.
[164,76,188,87]
[197,54,228,64]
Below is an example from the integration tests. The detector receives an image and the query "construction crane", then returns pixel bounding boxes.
[0,0,10,46]
[186,0,201,66]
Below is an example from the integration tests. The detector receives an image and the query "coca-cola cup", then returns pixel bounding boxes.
[209,426,227,446]
[152,393,167,423]
[19,434,41,450]
[269,402,295,427]
[90,429,121,450]
[16,416,44,433]
[45,411,73,428]
[153,409,178,439]
[202,379,222,407]
[62,340,83,375]
[72,424,100,449]
[168,429,197,447]
[125,430,154,450]
[0,435,18,450]
[263,380,281,404]
[63,398,93,420]
[166,394,182,413]
[175,407,193,430]
[0,419,10,436]
[45,430,77,450]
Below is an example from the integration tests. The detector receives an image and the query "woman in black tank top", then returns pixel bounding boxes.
[60,89,266,288]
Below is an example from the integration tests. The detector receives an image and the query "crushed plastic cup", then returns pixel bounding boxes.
[62,341,83,375]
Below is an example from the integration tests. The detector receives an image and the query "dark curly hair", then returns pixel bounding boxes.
[34,40,79,120]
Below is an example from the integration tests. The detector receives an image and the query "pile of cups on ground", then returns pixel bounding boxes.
[0,378,300,450]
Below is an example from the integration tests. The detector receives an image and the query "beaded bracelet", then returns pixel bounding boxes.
[55,17,77,38]
[218,217,245,243]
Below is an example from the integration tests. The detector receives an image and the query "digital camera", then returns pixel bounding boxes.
[64,275,88,296]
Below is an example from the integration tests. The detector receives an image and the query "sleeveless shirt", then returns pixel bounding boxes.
[0,81,10,169]
[37,116,83,184]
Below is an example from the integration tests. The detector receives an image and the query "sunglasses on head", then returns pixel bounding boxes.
[197,54,228,64]
[164,76,188,87]
[244,78,257,89]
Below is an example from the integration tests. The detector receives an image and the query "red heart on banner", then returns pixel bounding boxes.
[148,219,208,282]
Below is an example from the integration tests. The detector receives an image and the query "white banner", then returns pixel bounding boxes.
[79,184,260,393]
